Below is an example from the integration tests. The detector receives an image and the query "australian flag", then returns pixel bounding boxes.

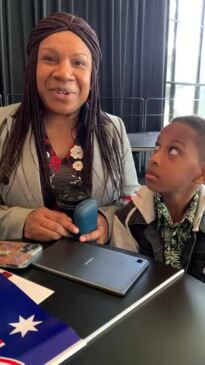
[0,273,85,365]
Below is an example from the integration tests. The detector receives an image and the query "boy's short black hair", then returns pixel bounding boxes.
[171,115,205,161]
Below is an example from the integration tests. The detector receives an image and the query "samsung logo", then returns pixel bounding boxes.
[84,257,94,265]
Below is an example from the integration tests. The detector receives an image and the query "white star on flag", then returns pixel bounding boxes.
[9,315,43,338]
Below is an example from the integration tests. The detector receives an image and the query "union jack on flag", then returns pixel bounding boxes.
[0,357,24,364]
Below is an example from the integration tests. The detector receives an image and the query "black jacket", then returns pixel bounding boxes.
[111,186,205,283]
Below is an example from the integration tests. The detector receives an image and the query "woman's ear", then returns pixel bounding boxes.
[193,163,205,184]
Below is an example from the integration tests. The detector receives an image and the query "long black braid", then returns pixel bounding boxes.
[0,12,123,204]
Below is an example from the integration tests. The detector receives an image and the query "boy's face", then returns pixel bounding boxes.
[145,122,204,194]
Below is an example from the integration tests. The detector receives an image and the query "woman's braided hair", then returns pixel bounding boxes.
[0,12,123,204]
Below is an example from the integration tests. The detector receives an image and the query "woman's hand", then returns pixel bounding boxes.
[79,213,109,244]
[24,207,79,241]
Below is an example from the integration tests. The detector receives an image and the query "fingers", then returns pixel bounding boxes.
[79,214,108,244]
[44,210,79,234]
[24,207,79,241]
[26,226,62,242]
[24,208,108,244]
[79,225,104,244]
[39,216,69,237]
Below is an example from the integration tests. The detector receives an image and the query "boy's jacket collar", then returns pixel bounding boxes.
[131,185,205,232]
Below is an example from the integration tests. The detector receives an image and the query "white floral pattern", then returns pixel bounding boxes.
[72,160,83,171]
[70,145,84,159]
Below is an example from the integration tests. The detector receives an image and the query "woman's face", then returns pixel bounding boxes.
[36,31,92,118]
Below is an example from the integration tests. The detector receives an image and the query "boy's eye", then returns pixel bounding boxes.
[153,145,160,152]
[169,147,179,156]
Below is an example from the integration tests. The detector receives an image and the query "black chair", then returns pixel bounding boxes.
[100,97,146,178]
[100,96,145,133]
[6,93,23,105]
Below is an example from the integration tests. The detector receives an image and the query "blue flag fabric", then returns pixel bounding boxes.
[0,273,83,365]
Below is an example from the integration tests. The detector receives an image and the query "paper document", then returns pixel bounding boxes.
[0,269,54,304]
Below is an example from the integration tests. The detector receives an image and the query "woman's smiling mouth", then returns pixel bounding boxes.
[50,88,77,101]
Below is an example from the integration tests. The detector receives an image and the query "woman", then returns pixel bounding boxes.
[0,12,139,242]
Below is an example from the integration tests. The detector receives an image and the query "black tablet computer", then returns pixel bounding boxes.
[33,239,149,296]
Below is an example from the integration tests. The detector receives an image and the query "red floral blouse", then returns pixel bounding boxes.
[44,134,84,195]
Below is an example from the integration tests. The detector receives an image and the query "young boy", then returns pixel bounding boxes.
[111,115,205,282]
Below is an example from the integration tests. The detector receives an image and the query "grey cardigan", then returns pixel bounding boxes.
[0,103,139,239]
